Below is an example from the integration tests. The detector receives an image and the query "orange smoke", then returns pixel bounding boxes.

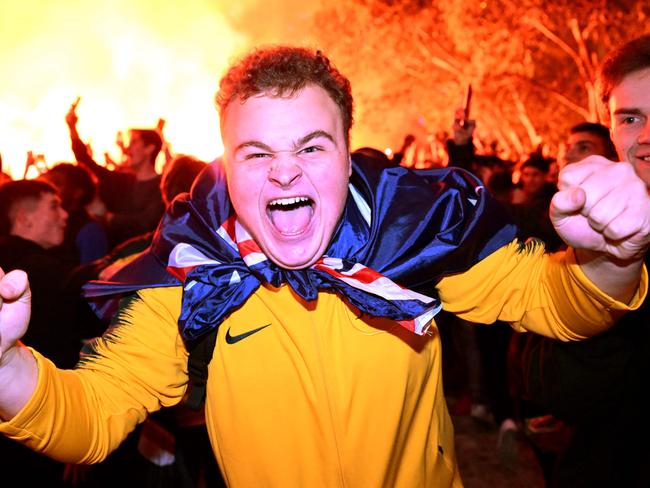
[0,0,248,178]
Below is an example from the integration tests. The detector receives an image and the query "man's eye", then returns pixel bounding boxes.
[299,146,323,155]
[245,153,272,160]
[621,116,640,125]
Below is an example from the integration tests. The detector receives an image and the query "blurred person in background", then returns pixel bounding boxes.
[0,179,99,486]
[510,153,557,205]
[391,133,416,167]
[66,98,165,247]
[564,122,618,165]
[40,163,109,265]
[507,153,563,251]
[93,154,208,281]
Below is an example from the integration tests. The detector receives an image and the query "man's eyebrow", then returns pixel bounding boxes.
[234,141,274,154]
[613,107,644,116]
[234,130,336,154]
[296,130,335,147]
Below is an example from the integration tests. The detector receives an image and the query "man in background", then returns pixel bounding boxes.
[66,99,165,247]
[564,122,618,165]
[521,34,650,487]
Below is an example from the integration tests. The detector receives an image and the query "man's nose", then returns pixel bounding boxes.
[268,153,302,188]
[638,122,650,143]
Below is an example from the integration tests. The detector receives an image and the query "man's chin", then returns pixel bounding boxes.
[268,256,319,270]
[259,223,326,269]
[265,243,323,270]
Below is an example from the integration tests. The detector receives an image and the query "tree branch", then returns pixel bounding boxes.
[523,16,590,84]
[508,74,591,119]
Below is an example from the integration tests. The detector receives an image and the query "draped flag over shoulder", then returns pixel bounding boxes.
[84,154,517,347]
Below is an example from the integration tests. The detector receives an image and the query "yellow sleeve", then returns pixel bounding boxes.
[437,240,648,341]
[0,286,188,464]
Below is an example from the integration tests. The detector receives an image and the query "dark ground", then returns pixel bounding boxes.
[452,412,546,488]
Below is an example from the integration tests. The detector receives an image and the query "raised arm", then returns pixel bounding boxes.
[445,107,477,171]
[0,268,38,420]
[65,97,105,174]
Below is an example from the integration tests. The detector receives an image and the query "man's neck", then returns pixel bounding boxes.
[8,232,46,250]
[134,163,158,181]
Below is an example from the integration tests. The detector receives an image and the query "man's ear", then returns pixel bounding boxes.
[11,205,32,234]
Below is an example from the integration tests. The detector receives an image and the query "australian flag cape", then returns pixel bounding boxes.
[83,154,517,349]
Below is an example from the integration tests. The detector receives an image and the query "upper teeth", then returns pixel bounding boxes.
[269,196,310,206]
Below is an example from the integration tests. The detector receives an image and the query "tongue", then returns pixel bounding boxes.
[270,206,312,235]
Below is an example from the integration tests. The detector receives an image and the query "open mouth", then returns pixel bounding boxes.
[267,196,314,236]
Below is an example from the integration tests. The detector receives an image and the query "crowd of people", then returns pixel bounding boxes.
[0,33,648,488]
[0,105,220,486]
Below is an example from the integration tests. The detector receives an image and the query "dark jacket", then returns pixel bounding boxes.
[0,235,103,368]
[70,134,164,247]
[521,254,650,487]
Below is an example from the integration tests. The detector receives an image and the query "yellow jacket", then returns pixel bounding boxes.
[1,242,646,487]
